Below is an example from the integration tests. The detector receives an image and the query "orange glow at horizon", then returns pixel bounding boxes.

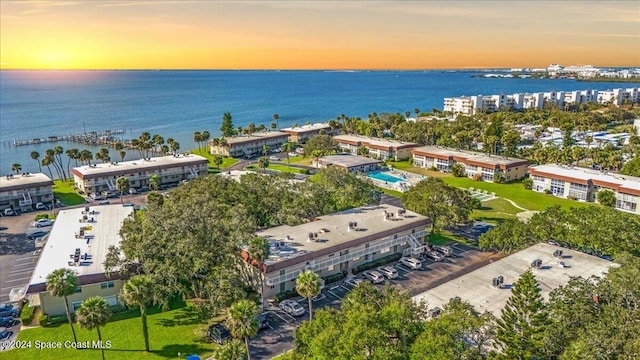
[1,1,638,70]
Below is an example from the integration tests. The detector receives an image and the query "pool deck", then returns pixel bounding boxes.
[366,168,425,192]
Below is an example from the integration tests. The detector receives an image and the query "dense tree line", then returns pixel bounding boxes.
[115,169,379,311]
[478,205,640,257]
[281,256,640,360]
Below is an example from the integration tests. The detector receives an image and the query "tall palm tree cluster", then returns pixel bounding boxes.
[193,130,211,152]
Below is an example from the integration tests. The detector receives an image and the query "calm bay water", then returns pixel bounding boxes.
[0,70,634,175]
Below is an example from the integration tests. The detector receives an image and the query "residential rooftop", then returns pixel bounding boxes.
[28,204,134,291]
[281,123,331,133]
[222,131,289,145]
[256,204,429,266]
[413,146,528,167]
[529,164,640,194]
[333,134,418,149]
[412,243,617,316]
[70,154,208,179]
[318,154,383,168]
[0,173,53,192]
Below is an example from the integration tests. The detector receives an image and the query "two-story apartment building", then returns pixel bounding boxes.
[246,204,430,299]
[412,146,529,182]
[71,154,208,195]
[0,173,54,212]
[26,204,134,315]
[316,154,383,173]
[332,134,417,161]
[281,123,340,143]
[209,132,289,158]
[528,164,640,214]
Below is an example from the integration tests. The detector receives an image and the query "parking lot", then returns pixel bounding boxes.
[249,243,503,359]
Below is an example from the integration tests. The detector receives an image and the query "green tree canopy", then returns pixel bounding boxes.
[76,296,111,360]
[402,177,474,232]
[46,268,79,343]
[221,112,237,137]
[303,134,339,158]
[296,270,321,321]
[597,189,616,207]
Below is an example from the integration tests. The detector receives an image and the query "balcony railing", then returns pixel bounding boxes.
[265,230,427,286]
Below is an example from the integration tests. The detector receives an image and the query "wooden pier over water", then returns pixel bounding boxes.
[12,129,127,147]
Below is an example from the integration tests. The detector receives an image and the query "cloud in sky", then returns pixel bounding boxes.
[1,0,638,69]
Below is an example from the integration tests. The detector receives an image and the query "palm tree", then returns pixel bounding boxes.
[213,155,224,170]
[46,268,79,343]
[194,131,202,152]
[76,296,111,360]
[11,163,22,174]
[281,142,295,168]
[295,270,321,321]
[201,131,211,152]
[226,300,259,360]
[248,236,270,309]
[116,176,130,204]
[148,174,160,191]
[213,339,246,360]
[120,275,155,352]
[54,146,67,179]
[65,148,80,175]
[273,113,279,130]
[258,157,269,173]
[262,145,269,157]
[31,151,42,173]
[41,157,54,179]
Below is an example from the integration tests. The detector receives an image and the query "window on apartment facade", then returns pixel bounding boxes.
[550,179,565,196]
[327,265,334,272]
[100,281,114,290]
[280,269,285,275]
[74,286,82,293]
[72,301,82,311]
[364,254,369,261]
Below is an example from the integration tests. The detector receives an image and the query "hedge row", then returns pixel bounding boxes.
[352,253,403,275]
[275,289,299,304]
[20,304,36,325]
[322,270,347,285]
[40,304,127,327]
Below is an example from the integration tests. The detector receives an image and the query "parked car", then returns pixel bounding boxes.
[548,240,559,246]
[344,277,365,289]
[269,156,279,161]
[0,304,13,311]
[376,266,399,279]
[0,317,17,328]
[279,300,305,317]
[129,188,138,195]
[0,309,19,318]
[207,323,231,344]
[433,245,453,257]
[35,202,47,210]
[3,209,15,216]
[399,257,422,270]
[32,219,53,228]
[363,270,385,284]
[89,193,103,200]
[98,200,110,205]
[27,231,49,240]
[423,251,445,262]
[428,307,442,319]
[0,329,13,340]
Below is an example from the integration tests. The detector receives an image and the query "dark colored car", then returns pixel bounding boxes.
[0,317,17,328]
[27,231,49,240]
[257,313,270,331]
[0,308,19,318]
[0,303,13,311]
[208,323,231,345]
[0,329,13,340]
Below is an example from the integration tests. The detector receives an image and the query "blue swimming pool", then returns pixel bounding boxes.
[368,171,404,183]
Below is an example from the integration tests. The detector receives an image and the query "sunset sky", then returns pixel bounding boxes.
[1,0,638,70]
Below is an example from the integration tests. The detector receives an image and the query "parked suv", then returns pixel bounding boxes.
[0,308,19,318]
[433,245,453,257]
[208,323,231,344]
[35,202,47,210]
[423,251,445,262]
[344,277,365,289]
[399,257,422,270]
[363,270,385,284]
[376,266,399,279]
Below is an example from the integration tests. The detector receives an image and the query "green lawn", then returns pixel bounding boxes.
[470,198,521,224]
[427,232,467,245]
[267,164,308,174]
[190,148,239,169]
[386,161,594,212]
[53,180,86,206]
[376,187,404,198]
[9,302,219,360]
[286,156,313,166]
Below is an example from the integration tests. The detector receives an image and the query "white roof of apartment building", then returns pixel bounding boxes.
[0,173,53,192]
[529,164,640,192]
[223,132,289,145]
[71,154,208,179]
[412,243,617,316]
[318,154,383,168]
[332,134,417,149]
[28,204,134,290]
[256,204,430,266]
[413,146,528,167]
[281,123,331,133]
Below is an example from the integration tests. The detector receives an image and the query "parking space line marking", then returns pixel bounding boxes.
[327,290,341,299]
[9,268,33,274]
[14,257,35,263]
[5,277,30,283]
